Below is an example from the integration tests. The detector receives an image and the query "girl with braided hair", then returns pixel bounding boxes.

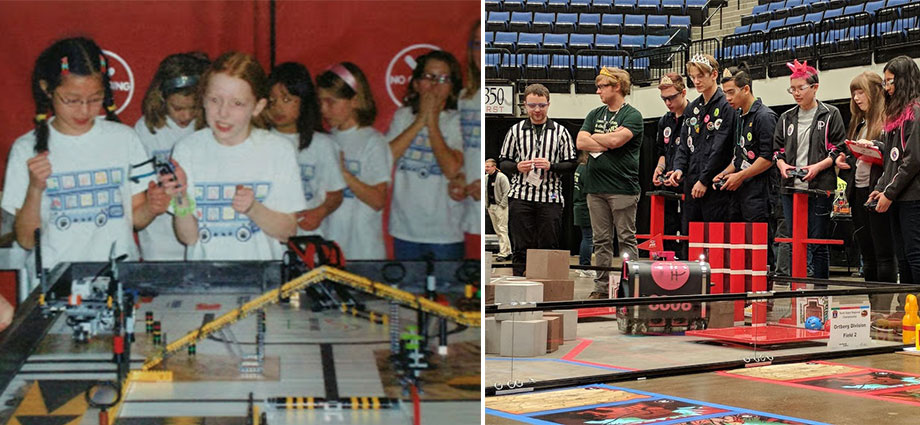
[2,37,160,277]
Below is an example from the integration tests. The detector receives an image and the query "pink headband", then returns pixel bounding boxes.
[328,64,357,92]
[786,59,817,80]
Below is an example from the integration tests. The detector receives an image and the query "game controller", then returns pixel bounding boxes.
[865,198,879,210]
[788,168,808,181]
[713,179,726,189]
[656,174,669,185]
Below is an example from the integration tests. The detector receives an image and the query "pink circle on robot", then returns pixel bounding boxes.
[650,261,690,290]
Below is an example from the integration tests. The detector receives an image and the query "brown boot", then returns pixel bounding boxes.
[586,291,608,300]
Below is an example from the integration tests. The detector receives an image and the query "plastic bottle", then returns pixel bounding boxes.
[903,294,918,345]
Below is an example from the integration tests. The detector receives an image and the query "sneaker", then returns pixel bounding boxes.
[585,270,597,278]
[495,255,511,262]
[586,291,608,300]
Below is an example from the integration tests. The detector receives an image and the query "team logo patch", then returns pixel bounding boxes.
[688,136,694,153]
[749,121,753,127]
[663,127,672,138]
[690,117,698,126]
[714,119,723,130]
[707,122,714,131]
[704,114,711,123]
[892,147,900,161]
[748,150,756,160]
[676,137,681,145]
[816,120,826,130]
[694,107,700,115]
[747,132,753,141]
[664,137,670,144]
[787,124,794,136]
[714,108,720,117]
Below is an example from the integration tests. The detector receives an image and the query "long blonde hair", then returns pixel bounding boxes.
[847,71,885,141]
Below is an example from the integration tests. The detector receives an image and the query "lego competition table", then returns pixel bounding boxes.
[0,259,481,425]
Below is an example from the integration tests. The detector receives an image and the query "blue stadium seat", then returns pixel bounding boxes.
[570,0,592,12]
[790,3,810,17]
[767,17,786,30]
[786,14,805,24]
[637,0,661,14]
[533,12,556,32]
[569,33,596,51]
[686,0,710,25]
[804,11,825,23]
[485,51,500,79]
[578,12,602,32]
[600,55,626,69]
[550,53,574,79]
[518,32,544,49]
[864,0,885,14]
[543,33,569,49]
[526,0,549,11]
[810,1,829,12]
[556,12,579,32]
[843,3,863,14]
[499,53,525,80]
[592,0,614,12]
[786,0,804,8]
[752,4,769,15]
[493,31,518,50]
[576,55,599,80]
[735,24,752,34]
[630,56,649,72]
[661,0,685,15]
[487,11,510,32]
[601,13,624,33]
[647,15,668,30]
[751,21,768,32]
[504,0,526,11]
[614,0,637,14]
[547,0,570,12]
[823,7,844,18]
[509,11,534,32]
[886,0,909,7]
[670,15,691,29]
[621,34,646,49]
[768,1,786,11]
[623,14,645,34]
[646,34,670,47]
[485,31,495,48]
[596,34,621,48]
[525,53,550,79]
[486,0,502,12]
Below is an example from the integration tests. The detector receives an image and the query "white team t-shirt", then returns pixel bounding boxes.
[171,128,307,260]
[271,130,346,237]
[1,117,150,273]
[387,106,464,244]
[325,126,392,260]
[459,89,482,235]
[134,116,198,260]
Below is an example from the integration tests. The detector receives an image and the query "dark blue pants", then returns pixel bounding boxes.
[579,225,593,266]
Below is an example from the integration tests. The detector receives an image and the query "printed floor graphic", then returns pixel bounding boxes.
[485,384,825,425]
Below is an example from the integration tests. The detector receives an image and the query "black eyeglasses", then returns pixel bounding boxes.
[661,93,680,102]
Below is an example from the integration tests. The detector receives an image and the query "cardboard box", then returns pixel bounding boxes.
[533,279,575,302]
[494,282,544,321]
[485,255,492,280]
[545,316,562,352]
[485,317,501,354]
[525,249,570,280]
[707,301,734,329]
[549,309,578,341]
[500,319,548,357]
[485,283,496,305]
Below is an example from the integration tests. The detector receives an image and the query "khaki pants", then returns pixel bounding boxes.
[587,193,639,293]
[488,203,511,257]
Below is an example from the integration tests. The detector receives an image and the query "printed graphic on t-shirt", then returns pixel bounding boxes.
[343,159,361,199]
[47,167,125,230]
[398,134,442,178]
[192,181,270,244]
[461,108,481,150]
[300,164,316,201]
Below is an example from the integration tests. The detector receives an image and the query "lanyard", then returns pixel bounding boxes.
[532,124,546,160]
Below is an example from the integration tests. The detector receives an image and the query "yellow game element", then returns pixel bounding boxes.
[127,370,173,382]
[141,266,480,371]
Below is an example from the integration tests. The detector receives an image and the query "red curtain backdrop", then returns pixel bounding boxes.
[0,0,479,186]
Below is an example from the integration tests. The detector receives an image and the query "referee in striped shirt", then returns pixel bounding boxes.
[498,84,577,276]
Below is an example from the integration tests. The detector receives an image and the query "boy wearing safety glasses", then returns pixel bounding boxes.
[772,59,846,280]
[576,67,644,299]
[498,84,576,276]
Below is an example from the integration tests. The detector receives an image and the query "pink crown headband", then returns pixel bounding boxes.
[786,59,817,80]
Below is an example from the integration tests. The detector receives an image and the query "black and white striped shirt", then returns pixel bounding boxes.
[498,119,576,204]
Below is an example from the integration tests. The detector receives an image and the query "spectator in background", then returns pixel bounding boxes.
[0,295,12,332]
[499,83,576,276]
[573,152,595,278]
[576,67,643,299]
[485,158,511,262]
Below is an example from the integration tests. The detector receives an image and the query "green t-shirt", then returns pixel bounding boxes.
[580,103,644,195]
